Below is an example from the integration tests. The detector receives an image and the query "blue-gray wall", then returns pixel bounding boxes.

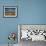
[0,0,46,44]
[0,0,18,44]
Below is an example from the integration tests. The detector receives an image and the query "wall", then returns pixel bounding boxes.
[0,0,46,44]
[18,0,46,24]
[0,0,18,44]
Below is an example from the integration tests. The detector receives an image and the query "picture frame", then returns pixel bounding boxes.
[3,6,17,18]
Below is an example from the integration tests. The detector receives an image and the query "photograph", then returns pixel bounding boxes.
[3,6,17,17]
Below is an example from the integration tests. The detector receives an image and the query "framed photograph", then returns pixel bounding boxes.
[3,6,17,17]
